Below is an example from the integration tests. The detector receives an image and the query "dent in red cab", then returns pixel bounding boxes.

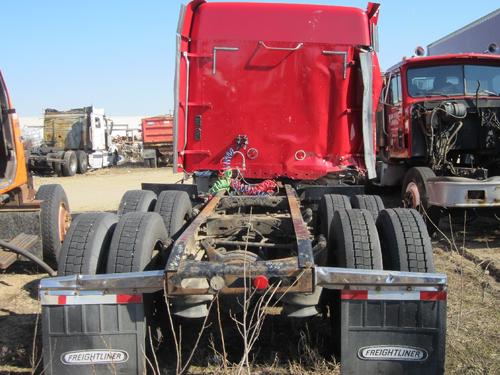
[174,1,382,182]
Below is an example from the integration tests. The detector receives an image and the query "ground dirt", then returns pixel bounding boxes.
[0,168,499,374]
[34,167,182,212]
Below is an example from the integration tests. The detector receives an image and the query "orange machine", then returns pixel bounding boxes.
[0,70,70,271]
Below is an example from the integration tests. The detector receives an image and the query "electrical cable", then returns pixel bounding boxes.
[210,144,278,196]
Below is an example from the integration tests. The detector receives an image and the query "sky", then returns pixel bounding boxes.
[1,0,498,117]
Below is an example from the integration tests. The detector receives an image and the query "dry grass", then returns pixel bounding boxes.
[433,232,500,374]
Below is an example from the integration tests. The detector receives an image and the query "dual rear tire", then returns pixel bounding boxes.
[52,150,87,177]
[320,194,435,355]
[117,189,192,238]
[319,193,434,272]
[59,188,193,274]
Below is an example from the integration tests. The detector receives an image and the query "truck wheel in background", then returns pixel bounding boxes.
[154,190,193,239]
[150,157,158,168]
[52,151,64,177]
[350,194,385,220]
[61,150,77,177]
[319,194,351,243]
[402,167,441,235]
[376,208,435,272]
[117,190,157,215]
[76,150,88,174]
[143,158,157,168]
[58,212,118,275]
[35,184,71,269]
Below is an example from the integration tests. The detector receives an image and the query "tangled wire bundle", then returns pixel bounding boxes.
[209,146,277,196]
[231,179,278,195]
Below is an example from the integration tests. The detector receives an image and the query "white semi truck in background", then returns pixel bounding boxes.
[28,106,117,176]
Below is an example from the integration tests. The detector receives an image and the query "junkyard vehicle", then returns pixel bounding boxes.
[376,53,500,232]
[0,70,70,271]
[39,1,447,374]
[29,106,115,176]
[141,115,174,167]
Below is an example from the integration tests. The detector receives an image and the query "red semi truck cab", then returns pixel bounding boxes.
[174,0,382,182]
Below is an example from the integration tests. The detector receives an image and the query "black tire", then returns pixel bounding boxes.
[106,212,170,361]
[61,150,77,177]
[376,208,435,272]
[350,194,385,220]
[330,208,383,269]
[319,194,351,240]
[35,184,70,269]
[76,150,88,174]
[328,209,382,356]
[58,212,118,276]
[402,167,441,235]
[117,190,157,216]
[154,190,192,238]
[52,151,64,177]
[106,212,169,273]
[150,157,158,168]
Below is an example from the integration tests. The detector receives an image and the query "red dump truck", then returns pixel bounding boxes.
[141,115,174,167]
[39,1,447,374]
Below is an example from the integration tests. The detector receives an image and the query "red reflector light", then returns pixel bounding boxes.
[420,291,447,301]
[253,275,269,290]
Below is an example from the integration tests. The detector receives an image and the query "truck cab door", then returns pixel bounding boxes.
[89,110,107,151]
[0,71,28,192]
[384,72,405,157]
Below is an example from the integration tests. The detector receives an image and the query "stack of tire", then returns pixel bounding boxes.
[50,150,88,177]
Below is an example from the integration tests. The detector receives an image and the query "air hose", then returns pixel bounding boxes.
[209,170,232,195]
[231,179,278,195]
[0,239,57,276]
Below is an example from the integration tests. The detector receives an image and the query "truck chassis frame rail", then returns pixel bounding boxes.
[164,185,316,296]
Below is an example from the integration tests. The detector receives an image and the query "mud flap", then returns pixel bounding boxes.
[41,293,145,374]
[340,290,446,374]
